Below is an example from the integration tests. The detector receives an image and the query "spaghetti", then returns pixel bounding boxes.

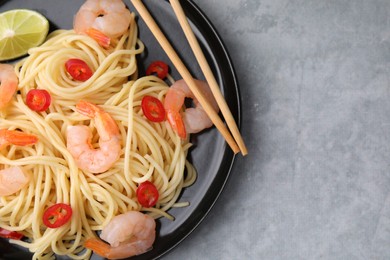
[0,11,196,259]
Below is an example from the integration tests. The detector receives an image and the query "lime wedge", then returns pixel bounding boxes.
[0,9,49,61]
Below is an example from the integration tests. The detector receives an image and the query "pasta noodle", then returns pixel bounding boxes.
[0,12,196,259]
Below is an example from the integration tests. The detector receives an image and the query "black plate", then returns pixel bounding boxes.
[0,0,240,259]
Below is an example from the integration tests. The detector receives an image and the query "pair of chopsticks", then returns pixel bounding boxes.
[130,0,247,156]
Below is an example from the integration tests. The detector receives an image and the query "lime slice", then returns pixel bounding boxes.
[0,9,49,61]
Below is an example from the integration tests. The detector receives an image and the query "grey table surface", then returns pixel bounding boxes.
[166,0,390,259]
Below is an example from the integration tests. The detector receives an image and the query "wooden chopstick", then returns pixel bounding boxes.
[170,0,248,156]
[130,0,241,154]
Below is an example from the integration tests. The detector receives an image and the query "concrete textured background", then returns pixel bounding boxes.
[167,0,390,259]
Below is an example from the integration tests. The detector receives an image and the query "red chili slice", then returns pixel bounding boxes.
[146,61,169,79]
[65,58,93,82]
[136,181,159,208]
[42,203,72,228]
[26,89,51,112]
[0,228,24,240]
[141,95,166,122]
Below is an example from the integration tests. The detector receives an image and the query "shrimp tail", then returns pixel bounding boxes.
[76,100,101,117]
[164,87,187,139]
[86,28,111,48]
[76,100,120,138]
[166,110,186,139]
[0,129,38,149]
[85,238,112,258]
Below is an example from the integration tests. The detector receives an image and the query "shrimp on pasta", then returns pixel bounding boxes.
[85,211,156,259]
[0,64,18,109]
[164,79,219,139]
[66,100,121,174]
[0,167,31,197]
[73,0,132,47]
[0,129,37,196]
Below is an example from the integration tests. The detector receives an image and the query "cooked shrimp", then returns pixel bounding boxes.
[0,129,38,150]
[85,211,156,259]
[164,79,219,139]
[73,0,132,47]
[0,167,30,197]
[0,129,37,196]
[66,100,121,174]
[0,64,18,109]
